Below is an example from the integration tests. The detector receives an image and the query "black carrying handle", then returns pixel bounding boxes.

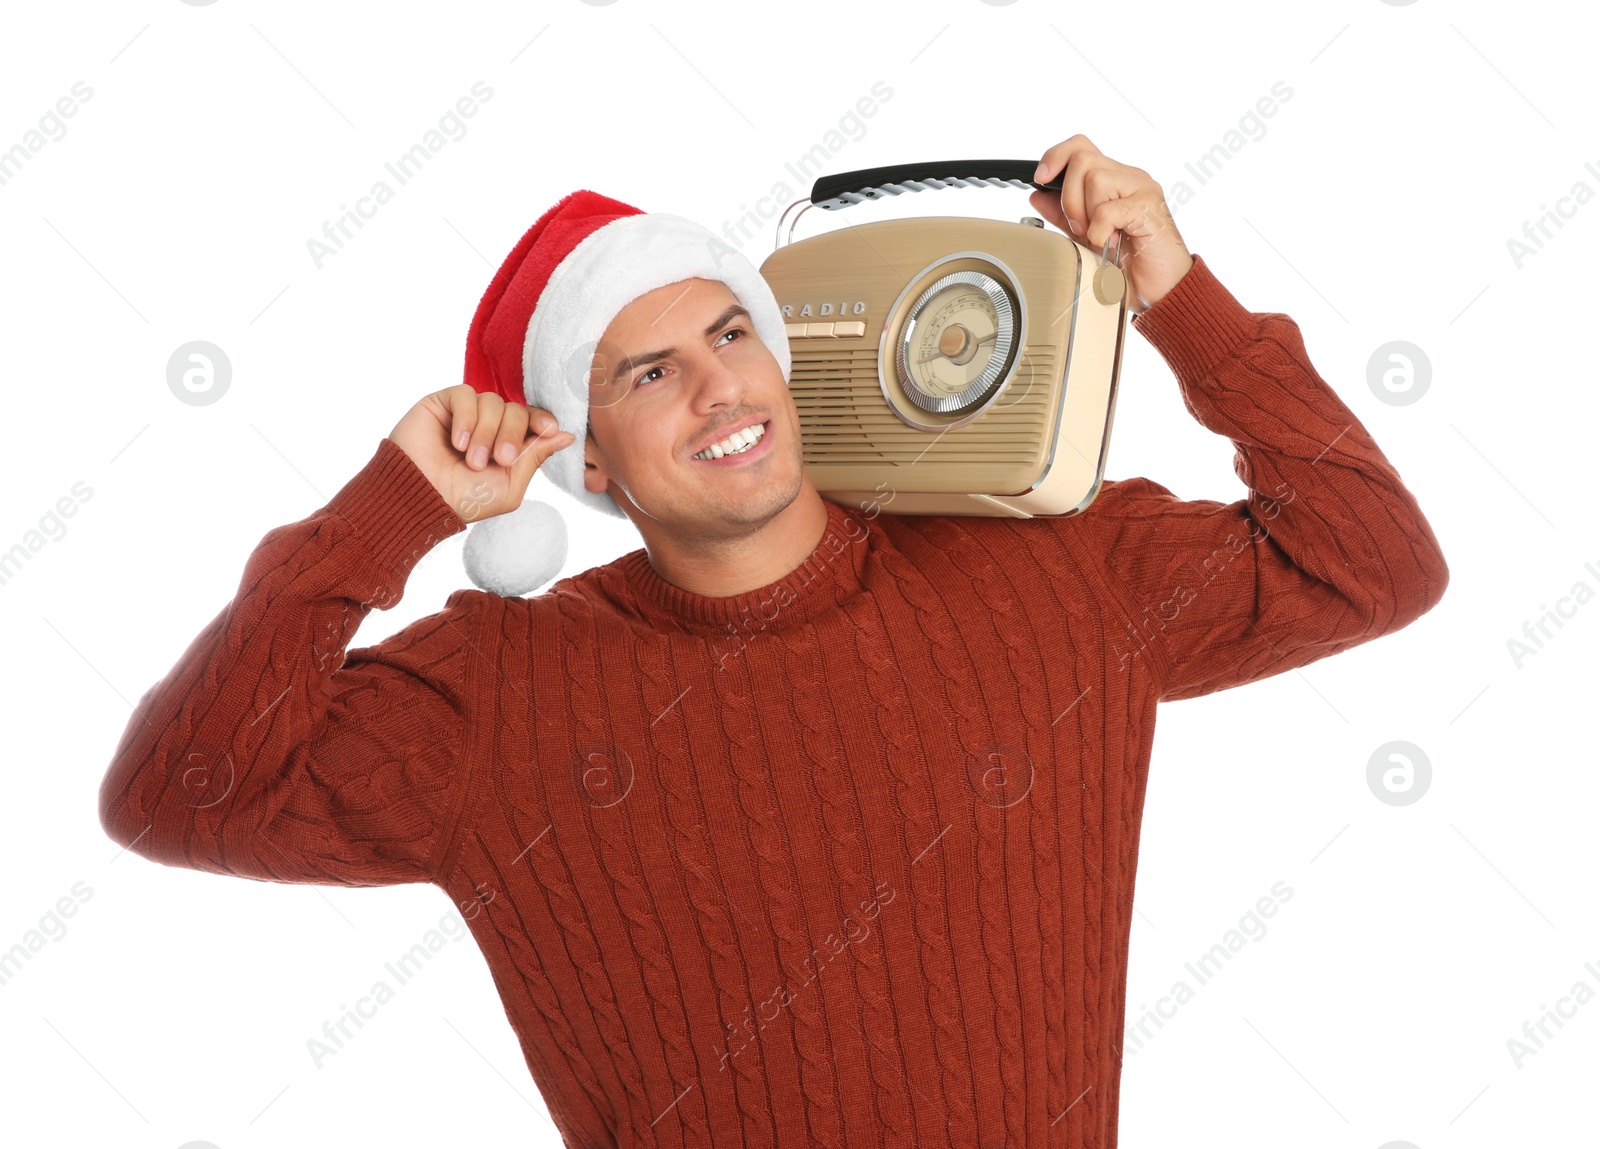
[804,158,1120,266]
[808,159,1062,211]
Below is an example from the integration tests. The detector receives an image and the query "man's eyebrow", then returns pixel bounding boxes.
[609,304,752,384]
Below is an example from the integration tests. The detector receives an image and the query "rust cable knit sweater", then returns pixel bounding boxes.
[99,254,1448,1148]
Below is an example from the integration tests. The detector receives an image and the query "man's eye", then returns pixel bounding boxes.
[636,329,745,387]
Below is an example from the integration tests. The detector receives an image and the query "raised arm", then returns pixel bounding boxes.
[99,381,575,884]
[97,438,477,886]
[1057,253,1449,702]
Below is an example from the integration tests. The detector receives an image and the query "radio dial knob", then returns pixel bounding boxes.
[938,324,970,359]
[893,267,1019,415]
[1092,263,1125,306]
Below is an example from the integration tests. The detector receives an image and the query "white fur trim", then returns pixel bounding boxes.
[462,212,791,596]
[523,212,792,518]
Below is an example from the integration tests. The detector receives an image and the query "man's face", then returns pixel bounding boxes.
[582,277,805,535]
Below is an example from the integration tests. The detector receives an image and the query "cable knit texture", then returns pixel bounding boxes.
[99,253,1448,1148]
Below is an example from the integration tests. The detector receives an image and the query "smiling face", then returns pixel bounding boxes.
[582,277,809,537]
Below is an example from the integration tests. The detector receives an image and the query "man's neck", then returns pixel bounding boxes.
[640,481,832,598]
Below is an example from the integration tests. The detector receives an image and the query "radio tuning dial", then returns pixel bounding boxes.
[894,268,1018,414]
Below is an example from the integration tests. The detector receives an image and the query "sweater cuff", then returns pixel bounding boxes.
[1129,252,1262,387]
[325,437,467,596]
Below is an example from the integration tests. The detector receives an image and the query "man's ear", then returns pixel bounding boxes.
[582,430,608,496]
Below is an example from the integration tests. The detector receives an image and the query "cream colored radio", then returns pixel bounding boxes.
[760,159,1128,518]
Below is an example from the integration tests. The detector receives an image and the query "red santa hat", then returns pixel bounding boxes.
[459,189,792,596]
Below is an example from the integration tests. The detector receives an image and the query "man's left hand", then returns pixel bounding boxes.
[1028,135,1194,314]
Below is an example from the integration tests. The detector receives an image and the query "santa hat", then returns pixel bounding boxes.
[458,189,792,597]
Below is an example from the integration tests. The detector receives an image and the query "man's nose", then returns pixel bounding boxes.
[687,348,749,405]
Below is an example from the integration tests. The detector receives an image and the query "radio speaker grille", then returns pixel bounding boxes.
[788,347,1054,465]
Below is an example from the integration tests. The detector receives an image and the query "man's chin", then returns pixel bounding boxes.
[699,470,805,530]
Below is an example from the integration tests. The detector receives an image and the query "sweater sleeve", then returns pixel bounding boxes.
[97,436,480,886]
[1046,252,1449,702]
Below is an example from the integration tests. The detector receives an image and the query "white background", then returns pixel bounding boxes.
[1,1,1595,1146]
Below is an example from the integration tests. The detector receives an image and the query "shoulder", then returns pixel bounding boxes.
[460,552,637,627]
[873,478,1194,607]
[880,476,1180,552]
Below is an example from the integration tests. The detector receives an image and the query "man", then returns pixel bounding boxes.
[100,135,1449,1148]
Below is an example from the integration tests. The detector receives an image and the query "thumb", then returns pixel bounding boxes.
[1028,188,1075,237]
[507,426,576,502]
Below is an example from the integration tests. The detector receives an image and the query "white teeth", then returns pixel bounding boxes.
[694,422,765,460]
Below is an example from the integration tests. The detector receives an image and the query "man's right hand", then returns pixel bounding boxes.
[388,384,577,524]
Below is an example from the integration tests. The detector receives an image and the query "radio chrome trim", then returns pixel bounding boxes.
[877,251,1028,433]
[895,269,1016,415]
[1022,248,1085,500]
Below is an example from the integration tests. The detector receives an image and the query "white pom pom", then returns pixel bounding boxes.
[461,498,568,597]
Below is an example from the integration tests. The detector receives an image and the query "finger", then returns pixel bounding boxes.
[507,423,576,497]
[1028,187,1072,236]
[1035,136,1104,227]
[1033,134,1099,186]
[1030,179,1134,251]
[493,403,530,466]
[524,406,559,437]
[1057,156,1141,242]
[466,391,506,470]
[447,384,479,454]
[1083,192,1169,255]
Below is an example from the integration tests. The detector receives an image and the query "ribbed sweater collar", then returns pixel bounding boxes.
[615,497,876,636]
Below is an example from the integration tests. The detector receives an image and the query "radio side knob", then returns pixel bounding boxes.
[1092,263,1125,306]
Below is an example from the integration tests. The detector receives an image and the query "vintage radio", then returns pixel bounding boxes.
[759,159,1129,518]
